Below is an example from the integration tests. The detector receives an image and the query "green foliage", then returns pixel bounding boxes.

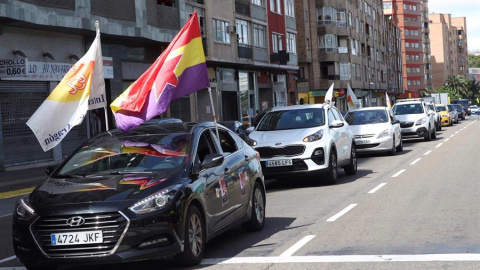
[468,54,480,68]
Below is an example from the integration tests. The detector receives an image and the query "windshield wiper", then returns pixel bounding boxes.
[53,174,84,179]
[95,171,155,175]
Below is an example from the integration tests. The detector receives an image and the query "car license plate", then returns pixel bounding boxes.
[356,139,370,145]
[266,159,292,167]
[403,128,411,132]
[51,230,103,246]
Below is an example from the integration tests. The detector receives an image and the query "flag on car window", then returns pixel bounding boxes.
[111,12,209,132]
[324,83,334,104]
[346,84,360,110]
[27,21,105,152]
[385,92,392,109]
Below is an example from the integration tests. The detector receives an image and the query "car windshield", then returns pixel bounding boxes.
[447,105,456,111]
[393,104,424,115]
[436,105,446,111]
[256,108,325,131]
[470,106,478,109]
[345,110,388,125]
[57,133,191,176]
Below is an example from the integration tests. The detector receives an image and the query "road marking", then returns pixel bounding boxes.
[280,235,316,257]
[327,204,357,222]
[0,187,35,200]
[410,158,421,165]
[444,138,450,142]
[368,183,387,194]
[0,256,16,264]
[0,213,12,219]
[450,135,455,138]
[424,150,432,156]
[455,131,459,134]
[392,169,406,178]
[435,143,443,148]
[200,254,480,264]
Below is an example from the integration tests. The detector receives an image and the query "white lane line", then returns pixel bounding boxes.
[0,256,16,264]
[392,169,406,178]
[368,183,387,194]
[201,254,480,264]
[410,158,421,165]
[435,143,443,148]
[327,204,357,222]
[424,150,432,156]
[450,135,455,137]
[0,213,12,219]
[279,235,316,257]
[455,131,459,134]
[444,138,450,142]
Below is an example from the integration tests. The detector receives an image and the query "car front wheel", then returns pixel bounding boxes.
[175,205,205,266]
[324,150,338,185]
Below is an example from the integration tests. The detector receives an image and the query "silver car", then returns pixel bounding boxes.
[248,104,357,185]
[447,104,459,124]
[344,107,403,155]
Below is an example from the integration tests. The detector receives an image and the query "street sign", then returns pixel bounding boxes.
[0,58,28,78]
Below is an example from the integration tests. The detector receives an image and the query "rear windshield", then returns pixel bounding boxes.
[256,108,325,131]
[393,104,424,115]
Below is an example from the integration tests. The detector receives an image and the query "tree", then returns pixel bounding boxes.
[468,54,480,68]
[466,77,480,104]
[445,75,468,98]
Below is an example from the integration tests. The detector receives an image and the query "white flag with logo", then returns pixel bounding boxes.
[27,21,105,152]
[325,83,334,104]
[346,84,360,111]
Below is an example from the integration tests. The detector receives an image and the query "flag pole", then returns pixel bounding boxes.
[208,87,220,139]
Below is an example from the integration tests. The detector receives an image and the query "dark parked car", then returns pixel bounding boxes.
[13,122,265,269]
[218,120,248,141]
[452,104,466,120]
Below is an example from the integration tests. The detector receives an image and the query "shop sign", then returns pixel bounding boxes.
[0,58,28,78]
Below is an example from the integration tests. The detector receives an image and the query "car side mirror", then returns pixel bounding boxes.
[246,127,255,134]
[428,110,435,115]
[329,120,345,128]
[201,153,224,169]
[392,119,400,124]
[45,165,57,176]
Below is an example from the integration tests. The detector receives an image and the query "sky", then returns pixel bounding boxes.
[428,0,480,52]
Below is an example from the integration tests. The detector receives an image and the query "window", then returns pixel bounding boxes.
[253,24,266,48]
[236,19,250,45]
[270,0,281,13]
[319,34,337,51]
[272,33,283,52]
[340,63,351,80]
[285,0,294,17]
[287,32,296,54]
[252,0,263,6]
[213,19,230,44]
[217,129,238,154]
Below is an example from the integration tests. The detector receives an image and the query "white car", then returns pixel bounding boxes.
[392,99,436,141]
[344,107,403,155]
[469,105,479,115]
[247,104,357,185]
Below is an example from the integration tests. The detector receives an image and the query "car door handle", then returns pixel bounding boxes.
[224,167,229,173]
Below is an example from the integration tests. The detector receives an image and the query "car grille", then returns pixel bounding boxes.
[356,143,381,149]
[31,212,129,258]
[400,122,414,128]
[256,145,306,158]
[355,134,375,139]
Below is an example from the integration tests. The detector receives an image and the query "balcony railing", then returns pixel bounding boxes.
[317,20,347,27]
[238,44,252,59]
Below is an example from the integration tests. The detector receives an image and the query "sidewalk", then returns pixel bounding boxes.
[0,166,47,192]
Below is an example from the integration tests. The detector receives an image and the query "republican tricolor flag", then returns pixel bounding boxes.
[111,12,209,132]
[27,21,106,152]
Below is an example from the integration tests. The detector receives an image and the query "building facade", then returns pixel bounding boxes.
[429,13,469,89]
[383,0,425,97]
[296,0,392,110]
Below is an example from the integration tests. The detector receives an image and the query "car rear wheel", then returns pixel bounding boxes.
[388,138,396,156]
[324,150,338,185]
[432,126,437,139]
[242,182,266,232]
[175,205,205,266]
[425,127,432,141]
[344,145,357,175]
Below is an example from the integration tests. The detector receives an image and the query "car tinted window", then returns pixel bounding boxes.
[447,105,456,111]
[57,134,191,176]
[436,105,447,111]
[331,107,344,121]
[216,129,239,154]
[256,108,325,131]
[196,130,218,163]
[393,103,424,115]
[345,110,388,125]
[327,109,336,125]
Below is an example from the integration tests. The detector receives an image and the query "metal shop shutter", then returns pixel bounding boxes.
[0,81,53,167]
[61,123,87,158]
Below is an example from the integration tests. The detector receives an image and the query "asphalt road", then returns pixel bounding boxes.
[1,116,480,270]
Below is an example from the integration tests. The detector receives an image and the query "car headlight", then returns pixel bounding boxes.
[129,184,182,215]
[415,117,426,125]
[303,130,324,142]
[15,196,35,221]
[248,138,257,146]
[377,129,390,139]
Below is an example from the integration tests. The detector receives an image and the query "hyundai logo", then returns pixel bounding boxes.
[66,216,85,227]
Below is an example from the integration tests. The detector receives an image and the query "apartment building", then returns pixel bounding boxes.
[421,0,432,91]
[384,0,425,97]
[0,0,299,169]
[429,13,469,89]
[296,0,392,110]
[384,16,404,98]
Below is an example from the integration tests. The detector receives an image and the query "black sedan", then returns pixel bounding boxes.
[12,122,265,269]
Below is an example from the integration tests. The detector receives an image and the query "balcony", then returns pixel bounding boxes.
[235,0,250,17]
[238,44,252,60]
[186,0,204,4]
[253,47,268,62]
[251,4,266,21]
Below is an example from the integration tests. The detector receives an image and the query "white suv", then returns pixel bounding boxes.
[392,99,436,141]
[247,104,357,185]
